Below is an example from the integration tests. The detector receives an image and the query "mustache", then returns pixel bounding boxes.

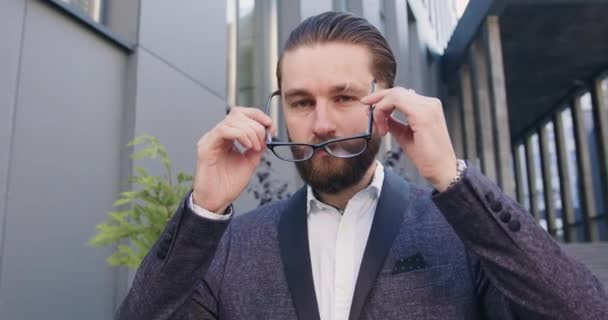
[287,133,342,144]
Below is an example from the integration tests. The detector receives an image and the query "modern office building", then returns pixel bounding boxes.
[0,0,605,319]
[441,0,608,243]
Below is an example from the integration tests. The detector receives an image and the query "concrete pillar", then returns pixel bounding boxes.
[277,0,301,47]
[485,16,515,197]
[252,0,279,108]
[470,38,497,181]
[590,75,608,224]
[572,96,599,241]
[447,94,465,158]
[383,0,409,86]
[459,65,478,164]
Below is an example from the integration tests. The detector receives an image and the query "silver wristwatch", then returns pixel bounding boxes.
[445,159,468,191]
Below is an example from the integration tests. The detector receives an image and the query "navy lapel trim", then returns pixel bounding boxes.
[349,169,410,320]
[278,186,321,320]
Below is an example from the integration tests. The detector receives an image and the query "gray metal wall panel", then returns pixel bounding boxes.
[0,1,127,319]
[0,0,26,266]
[132,48,226,179]
[138,0,227,98]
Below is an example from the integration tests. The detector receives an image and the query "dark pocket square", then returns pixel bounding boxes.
[392,253,427,275]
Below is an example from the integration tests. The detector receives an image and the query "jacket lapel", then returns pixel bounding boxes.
[349,170,411,320]
[278,186,321,320]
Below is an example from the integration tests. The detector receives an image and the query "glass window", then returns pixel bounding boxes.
[60,0,103,22]
[560,107,586,241]
[543,121,563,239]
[530,133,547,231]
[234,0,278,107]
[54,0,138,43]
[580,93,605,216]
[602,78,608,106]
[333,0,348,11]
[516,144,531,212]
[228,0,280,135]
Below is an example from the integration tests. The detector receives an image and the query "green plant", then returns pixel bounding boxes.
[88,135,193,269]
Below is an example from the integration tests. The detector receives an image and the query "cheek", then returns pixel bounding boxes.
[338,109,371,133]
[285,114,313,139]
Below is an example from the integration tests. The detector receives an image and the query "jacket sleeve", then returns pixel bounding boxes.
[432,164,608,319]
[115,193,232,320]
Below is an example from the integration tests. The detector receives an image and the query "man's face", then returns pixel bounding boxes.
[279,42,382,194]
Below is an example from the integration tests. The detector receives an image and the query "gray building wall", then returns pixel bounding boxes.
[0,1,127,319]
[0,0,230,319]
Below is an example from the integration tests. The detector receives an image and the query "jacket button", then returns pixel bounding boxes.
[508,220,521,232]
[490,201,503,213]
[485,192,495,203]
[499,211,511,223]
[157,250,167,260]
[158,236,172,253]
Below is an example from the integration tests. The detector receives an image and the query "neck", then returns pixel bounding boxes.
[316,161,378,211]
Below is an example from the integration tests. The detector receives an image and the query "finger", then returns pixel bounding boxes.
[360,88,392,105]
[387,115,413,146]
[217,124,253,149]
[246,126,261,151]
[237,113,267,151]
[231,106,273,128]
[250,120,268,148]
[228,122,260,151]
[373,88,420,123]
[371,95,398,136]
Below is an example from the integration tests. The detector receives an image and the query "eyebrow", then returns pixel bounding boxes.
[283,83,368,101]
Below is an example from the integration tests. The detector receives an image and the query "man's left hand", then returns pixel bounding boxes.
[361,87,457,192]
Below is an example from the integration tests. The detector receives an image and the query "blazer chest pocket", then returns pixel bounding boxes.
[372,264,456,300]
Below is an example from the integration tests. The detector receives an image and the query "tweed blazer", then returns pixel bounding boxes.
[116,165,608,319]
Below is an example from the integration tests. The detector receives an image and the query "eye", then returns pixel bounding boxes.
[291,99,314,108]
[335,95,355,104]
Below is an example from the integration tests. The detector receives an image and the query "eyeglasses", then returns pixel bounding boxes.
[264,80,376,162]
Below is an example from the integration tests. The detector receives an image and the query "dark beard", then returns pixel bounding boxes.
[293,133,381,194]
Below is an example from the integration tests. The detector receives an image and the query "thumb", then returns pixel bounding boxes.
[244,146,265,166]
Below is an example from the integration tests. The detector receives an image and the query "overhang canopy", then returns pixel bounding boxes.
[443,0,608,139]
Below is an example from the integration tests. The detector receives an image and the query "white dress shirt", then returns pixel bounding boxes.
[189,161,384,320]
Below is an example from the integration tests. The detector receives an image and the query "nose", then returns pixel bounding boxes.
[311,100,337,139]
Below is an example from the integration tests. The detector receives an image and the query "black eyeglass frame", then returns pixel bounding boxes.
[263,80,376,162]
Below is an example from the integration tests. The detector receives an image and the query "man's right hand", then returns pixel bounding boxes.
[192,106,274,213]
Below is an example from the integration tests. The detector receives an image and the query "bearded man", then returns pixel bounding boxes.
[116,11,608,320]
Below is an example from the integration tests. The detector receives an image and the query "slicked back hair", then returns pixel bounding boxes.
[276,11,397,90]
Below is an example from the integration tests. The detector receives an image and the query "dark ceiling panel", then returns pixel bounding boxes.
[500,3,608,139]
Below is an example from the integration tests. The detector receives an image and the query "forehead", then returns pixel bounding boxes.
[280,43,374,93]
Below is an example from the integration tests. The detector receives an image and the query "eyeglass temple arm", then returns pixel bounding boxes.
[265,91,281,144]
[368,80,376,135]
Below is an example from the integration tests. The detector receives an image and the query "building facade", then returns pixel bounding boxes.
[441,0,608,243]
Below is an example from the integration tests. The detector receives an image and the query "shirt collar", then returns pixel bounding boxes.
[306,160,384,214]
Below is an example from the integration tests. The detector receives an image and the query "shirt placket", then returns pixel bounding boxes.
[333,198,359,320]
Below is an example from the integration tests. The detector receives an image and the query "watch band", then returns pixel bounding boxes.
[445,159,468,191]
